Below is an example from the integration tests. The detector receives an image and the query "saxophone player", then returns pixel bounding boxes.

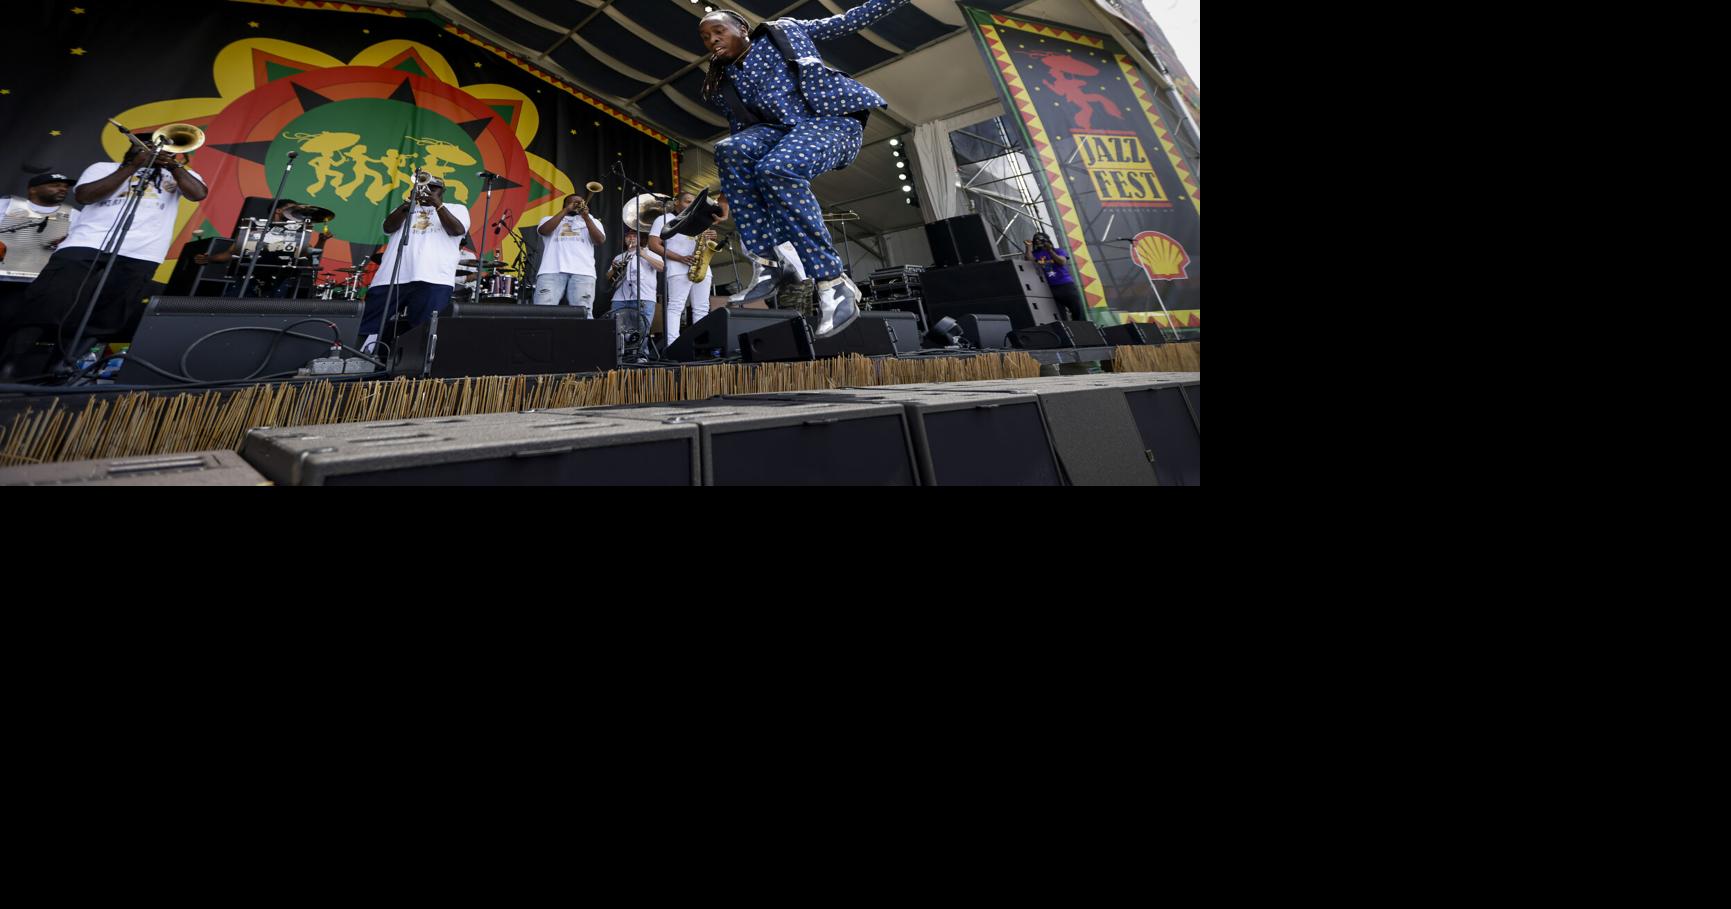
[649,190,726,345]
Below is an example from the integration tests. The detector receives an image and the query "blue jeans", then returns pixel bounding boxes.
[612,299,655,356]
[534,272,595,313]
[359,281,454,339]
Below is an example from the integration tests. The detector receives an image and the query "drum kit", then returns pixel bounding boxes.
[235,202,337,297]
[453,255,522,304]
[312,262,369,301]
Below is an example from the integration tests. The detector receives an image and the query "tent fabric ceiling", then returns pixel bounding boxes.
[344,0,1046,239]
[409,1,1034,146]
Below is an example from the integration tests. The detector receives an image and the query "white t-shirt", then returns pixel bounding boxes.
[0,198,75,275]
[60,162,204,263]
[371,203,472,287]
[538,213,605,277]
[609,250,663,302]
[648,213,698,259]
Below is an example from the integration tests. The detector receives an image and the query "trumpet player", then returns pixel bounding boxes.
[533,190,605,314]
[358,171,469,350]
[648,189,727,345]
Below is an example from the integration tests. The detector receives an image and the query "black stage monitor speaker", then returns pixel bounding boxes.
[113,297,364,386]
[1124,385,1202,486]
[1007,320,1107,350]
[739,316,815,362]
[958,313,1014,349]
[0,450,268,486]
[1060,319,1107,347]
[590,398,918,485]
[921,259,1062,328]
[738,388,1062,486]
[664,307,803,361]
[392,303,617,378]
[241,411,702,486]
[1102,322,1163,346]
[925,213,995,268]
[813,311,918,357]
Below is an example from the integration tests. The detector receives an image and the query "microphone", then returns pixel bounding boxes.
[107,118,153,155]
[287,150,299,159]
[477,170,498,179]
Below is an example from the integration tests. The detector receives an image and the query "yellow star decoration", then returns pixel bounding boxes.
[248,21,260,28]
[362,29,370,34]
[0,89,10,95]
[49,130,62,136]
[71,6,86,13]
[473,62,482,68]
[569,129,576,135]
[70,47,87,55]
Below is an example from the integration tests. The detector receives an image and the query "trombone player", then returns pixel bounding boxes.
[1,135,207,378]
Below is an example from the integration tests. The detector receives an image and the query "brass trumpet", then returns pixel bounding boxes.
[570,180,603,216]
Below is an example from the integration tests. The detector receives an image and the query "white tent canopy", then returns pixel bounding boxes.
[352,0,1165,264]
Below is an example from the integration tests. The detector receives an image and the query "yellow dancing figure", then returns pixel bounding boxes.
[295,131,359,199]
[335,144,383,202]
[420,143,473,204]
[368,148,418,204]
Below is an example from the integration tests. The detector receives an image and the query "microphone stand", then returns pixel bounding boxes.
[612,161,666,362]
[236,150,299,298]
[475,171,497,267]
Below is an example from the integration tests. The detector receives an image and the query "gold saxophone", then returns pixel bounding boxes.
[689,236,719,282]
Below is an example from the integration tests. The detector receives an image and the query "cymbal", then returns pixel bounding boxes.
[457,258,482,266]
[336,265,369,273]
[285,204,335,223]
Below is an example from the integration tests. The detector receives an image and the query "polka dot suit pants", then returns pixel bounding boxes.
[715,117,863,282]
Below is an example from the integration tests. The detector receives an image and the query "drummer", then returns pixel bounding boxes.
[454,235,481,300]
[196,198,332,297]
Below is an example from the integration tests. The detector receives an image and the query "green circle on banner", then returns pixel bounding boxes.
[266,98,483,243]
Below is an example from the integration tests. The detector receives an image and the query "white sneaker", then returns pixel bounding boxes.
[729,255,786,304]
[814,275,861,338]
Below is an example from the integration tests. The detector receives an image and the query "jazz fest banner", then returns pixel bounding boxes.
[0,0,679,285]
[963,5,1200,333]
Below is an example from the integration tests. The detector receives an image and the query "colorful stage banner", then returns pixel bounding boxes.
[963,5,1199,333]
[1,0,678,284]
